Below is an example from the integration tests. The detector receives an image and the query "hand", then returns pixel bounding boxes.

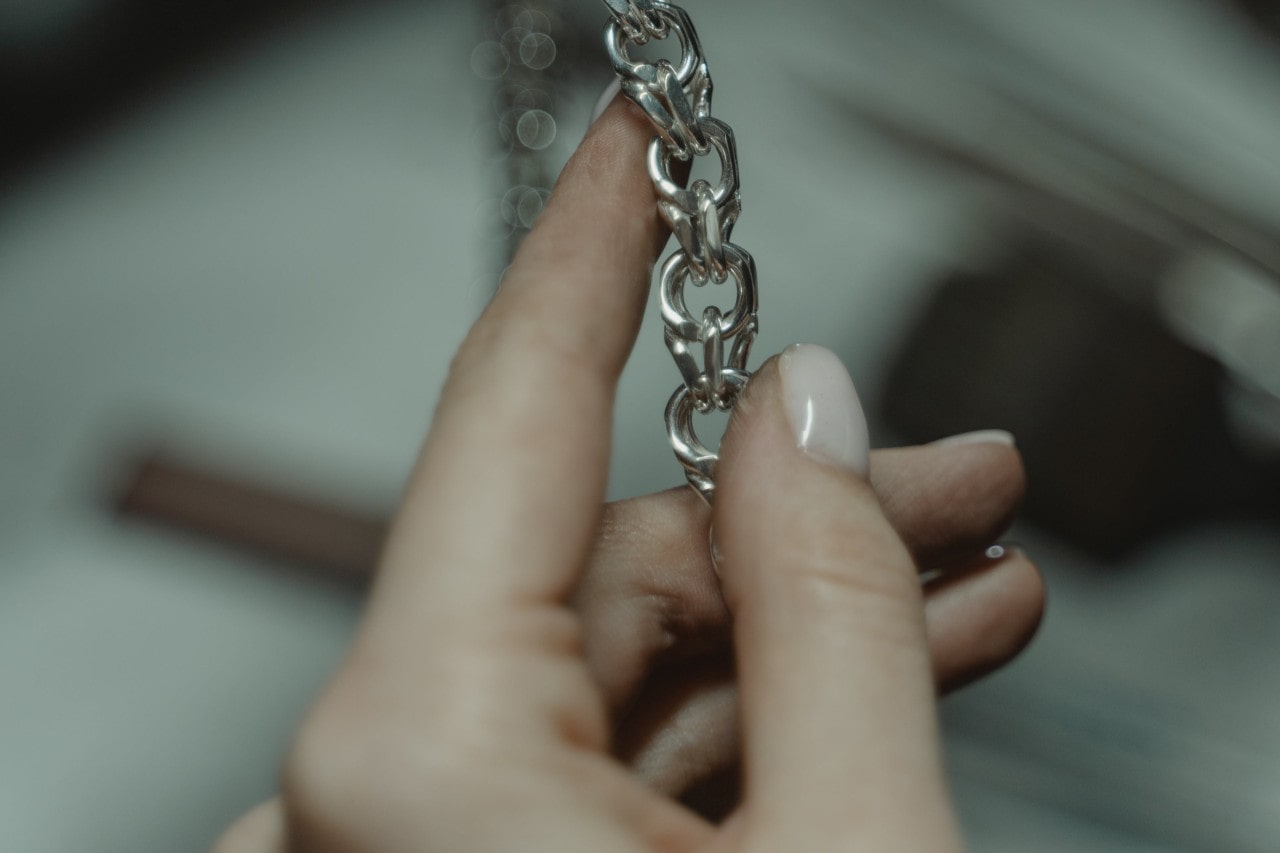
[580,439,1038,813]
[215,96,1042,852]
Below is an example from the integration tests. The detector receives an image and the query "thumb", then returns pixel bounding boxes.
[712,344,960,848]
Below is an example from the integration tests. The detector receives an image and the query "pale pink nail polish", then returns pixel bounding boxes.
[779,344,870,476]
[708,524,723,578]
[932,429,1016,448]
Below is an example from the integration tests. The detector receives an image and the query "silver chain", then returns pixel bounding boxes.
[600,0,759,503]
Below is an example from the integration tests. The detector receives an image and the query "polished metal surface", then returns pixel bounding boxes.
[665,368,751,498]
[650,118,742,280]
[601,0,759,502]
[659,243,757,340]
[608,4,711,158]
[601,0,668,42]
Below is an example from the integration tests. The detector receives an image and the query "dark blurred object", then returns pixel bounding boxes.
[882,240,1280,558]
[805,4,1280,557]
[115,451,387,583]
[0,0,359,188]
[1228,0,1280,38]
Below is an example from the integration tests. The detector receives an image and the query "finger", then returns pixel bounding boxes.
[282,98,672,829]
[360,96,666,653]
[870,438,1025,568]
[210,800,285,853]
[614,549,1043,804]
[714,345,960,846]
[926,546,1044,691]
[615,652,737,795]
[574,488,727,709]
[576,437,1027,715]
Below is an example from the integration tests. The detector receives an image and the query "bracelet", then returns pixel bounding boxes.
[599,0,759,504]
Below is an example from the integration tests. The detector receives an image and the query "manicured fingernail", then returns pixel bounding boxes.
[708,523,723,578]
[932,429,1016,448]
[919,542,1022,586]
[589,79,622,126]
[987,542,1023,559]
[779,344,869,476]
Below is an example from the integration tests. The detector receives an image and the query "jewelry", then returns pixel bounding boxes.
[599,0,759,503]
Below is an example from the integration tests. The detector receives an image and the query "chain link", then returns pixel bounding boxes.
[601,0,758,503]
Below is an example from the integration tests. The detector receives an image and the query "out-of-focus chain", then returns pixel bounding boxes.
[473,0,584,264]
[600,0,758,503]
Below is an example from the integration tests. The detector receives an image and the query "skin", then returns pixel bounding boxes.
[214,96,1044,852]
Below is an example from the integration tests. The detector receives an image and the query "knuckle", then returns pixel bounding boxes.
[280,670,482,842]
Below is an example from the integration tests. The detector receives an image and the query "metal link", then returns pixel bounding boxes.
[664,326,706,406]
[606,5,706,94]
[649,118,740,281]
[665,369,751,497]
[647,118,737,207]
[728,314,757,372]
[601,0,759,503]
[621,62,708,158]
[601,0,667,41]
[695,183,729,280]
[607,6,711,159]
[659,245,757,341]
[660,178,738,281]
[700,306,726,409]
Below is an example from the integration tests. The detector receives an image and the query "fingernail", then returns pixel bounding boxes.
[919,542,1022,586]
[708,523,723,578]
[779,344,870,476]
[986,542,1024,560]
[589,79,622,126]
[932,429,1016,449]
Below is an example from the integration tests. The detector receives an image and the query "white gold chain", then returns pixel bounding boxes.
[600,0,759,503]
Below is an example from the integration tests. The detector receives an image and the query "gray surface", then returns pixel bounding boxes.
[3,0,1280,850]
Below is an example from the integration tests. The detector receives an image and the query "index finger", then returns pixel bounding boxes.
[362,97,669,654]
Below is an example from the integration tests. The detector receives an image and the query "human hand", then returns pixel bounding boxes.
[215,96,1042,852]
[578,436,1038,814]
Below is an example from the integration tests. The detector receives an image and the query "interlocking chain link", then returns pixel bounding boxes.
[600,0,758,503]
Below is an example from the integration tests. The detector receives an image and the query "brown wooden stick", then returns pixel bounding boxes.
[115,453,388,581]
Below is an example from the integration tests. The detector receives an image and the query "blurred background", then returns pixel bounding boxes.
[3,0,1280,849]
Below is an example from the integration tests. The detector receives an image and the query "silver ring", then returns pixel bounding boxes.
[647,118,738,206]
[659,245,757,340]
[665,369,750,503]
[606,4,701,83]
